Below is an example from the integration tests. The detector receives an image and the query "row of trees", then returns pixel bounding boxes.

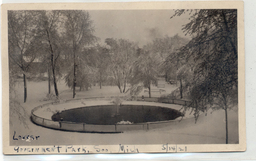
[9,10,188,103]
[9,9,238,144]
[8,10,97,102]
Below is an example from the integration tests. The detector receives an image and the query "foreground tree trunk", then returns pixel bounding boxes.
[222,93,229,144]
[179,79,183,99]
[51,53,59,98]
[52,68,59,98]
[23,73,27,103]
[225,106,228,144]
[46,29,59,98]
[51,54,59,98]
[48,68,51,94]
[73,63,76,98]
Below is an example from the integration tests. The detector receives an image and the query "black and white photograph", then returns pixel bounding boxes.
[2,1,245,154]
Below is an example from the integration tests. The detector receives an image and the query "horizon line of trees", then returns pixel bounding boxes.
[9,10,189,103]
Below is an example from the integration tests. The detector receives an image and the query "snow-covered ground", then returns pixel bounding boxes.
[9,79,239,146]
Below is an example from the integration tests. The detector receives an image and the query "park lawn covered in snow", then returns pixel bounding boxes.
[9,80,239,146]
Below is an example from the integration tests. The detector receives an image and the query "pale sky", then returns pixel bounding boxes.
[88,10,191,47]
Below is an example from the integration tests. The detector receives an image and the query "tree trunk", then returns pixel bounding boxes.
[225,106,228,144]
[165,71,168,82]
[180,79,183,99]
[148,84,151,98]
[23,73,27,103]
[46,29,59,98]
[123,82,126,93]
[52,70,59,97]
[222,93,229,144]
[99,72,102,89]
[48,68,51,94]
[117,81,123,93]
[51,56,59,97]
[73,64,76,98]
[118,85,122,93]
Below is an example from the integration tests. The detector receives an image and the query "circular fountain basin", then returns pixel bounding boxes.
[31,99,193,133]
[51,105,183,125]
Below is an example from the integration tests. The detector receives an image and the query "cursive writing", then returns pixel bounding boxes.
[13,131,40,142]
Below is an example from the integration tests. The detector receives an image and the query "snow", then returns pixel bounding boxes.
[33,99,193,120]
[10,80,239,146]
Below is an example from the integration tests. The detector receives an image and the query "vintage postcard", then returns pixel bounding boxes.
[2,1,245,154]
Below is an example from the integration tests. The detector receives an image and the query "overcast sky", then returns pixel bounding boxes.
[88,10,191,47]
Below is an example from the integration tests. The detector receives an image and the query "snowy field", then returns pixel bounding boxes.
[9,79,239,146]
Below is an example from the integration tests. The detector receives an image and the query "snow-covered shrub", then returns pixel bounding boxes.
[42,93,57,101]
[117,120,133,125]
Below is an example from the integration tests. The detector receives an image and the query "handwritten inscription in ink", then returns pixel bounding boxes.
[118,144,139,153]
[162,144,187,152]
[13,144,189,153]
[13,131,40,142]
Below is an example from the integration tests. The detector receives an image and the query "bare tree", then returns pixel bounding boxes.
[105,38,138,93]
[39,11,64,98]
[9,59,28,127]
[82,45,111,89]
[63,10,96,98]
[132,49,160,98]
[8,11,42,102]
[151,35,189,82]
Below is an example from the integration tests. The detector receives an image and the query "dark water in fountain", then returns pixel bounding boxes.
[52,105,183,125]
